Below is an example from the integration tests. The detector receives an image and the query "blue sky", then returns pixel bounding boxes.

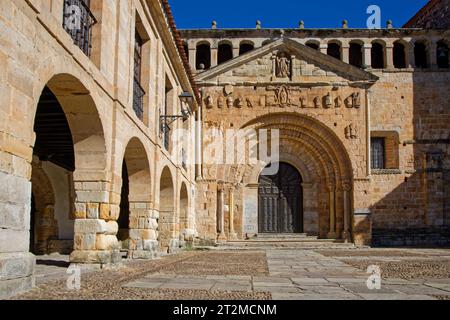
[170,0,428,29]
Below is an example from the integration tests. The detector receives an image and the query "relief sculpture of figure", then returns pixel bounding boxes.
[276,52,291,78]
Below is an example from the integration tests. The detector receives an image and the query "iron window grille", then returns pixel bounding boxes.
[63,0,97,57]
[371,137,386,169]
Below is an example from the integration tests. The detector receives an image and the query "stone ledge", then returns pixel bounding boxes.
[371,169,403,175]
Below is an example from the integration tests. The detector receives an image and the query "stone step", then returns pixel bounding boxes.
[256,233,310,239]
[216,240,356,250]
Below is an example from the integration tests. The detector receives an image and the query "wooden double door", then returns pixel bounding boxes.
[258,162,303,233]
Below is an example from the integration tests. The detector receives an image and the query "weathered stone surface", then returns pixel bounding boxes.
[96,234,119,250]
[0,252,35,281]
[74,219,108,235]
[0,275,34,300]
[86,203,99,219]
[74,234,96,250]
[0,229,29,252]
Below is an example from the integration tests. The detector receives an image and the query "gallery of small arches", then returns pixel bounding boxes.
[29,74,190,258]
[184,38,450,70]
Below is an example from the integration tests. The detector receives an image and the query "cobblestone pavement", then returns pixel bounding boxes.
[11,248,450,300]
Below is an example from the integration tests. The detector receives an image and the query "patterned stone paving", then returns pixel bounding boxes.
[10,248,450,300]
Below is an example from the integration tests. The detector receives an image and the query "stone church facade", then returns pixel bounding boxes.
[0,0,449,299]
[180,26,450,247]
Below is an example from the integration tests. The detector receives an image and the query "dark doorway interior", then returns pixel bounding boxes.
[258,162,303,233]
[118,161,130,242]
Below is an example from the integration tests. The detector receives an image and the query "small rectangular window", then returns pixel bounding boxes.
[371,137,385,169]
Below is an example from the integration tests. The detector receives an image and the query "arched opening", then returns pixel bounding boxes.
[31,85,75,256]
[179,182,189,232]
[371,42,385,69]
[349,42,363,68]
[119,138,153,256]
[159,166,175,252]
[258,162,303,234]
[239,41,254,55]
[437,41,449,68]
[33,73,108,266]
[393,41,407,68]
[218,42,233,64]
[327,42,342,60]
[196,43,211,70]
[306,41,319,50]
[414,41,429,68]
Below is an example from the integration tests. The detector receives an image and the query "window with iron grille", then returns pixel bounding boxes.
[63,0,97,57]
[371,137,386,169]
[133,32,145,120]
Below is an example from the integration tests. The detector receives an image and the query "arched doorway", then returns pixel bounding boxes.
[258,162,303,234]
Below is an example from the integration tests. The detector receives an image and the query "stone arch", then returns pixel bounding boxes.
[371,40,386,69]
[327,40,342,60]
[218,40,233,65]
[118,137,154,256]
[437,39,449,68]
[158,166,176,252]
[349,40,364,68]
[34,73,108,177]
[239,40,255,55]
[393,40,408,68]
[414,38,430,68]
[305,40,320,50]
[31,73,110,265]
[196,41,211,70]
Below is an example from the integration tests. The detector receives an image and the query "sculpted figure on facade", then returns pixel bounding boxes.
[352,92,361,108]
[325,93,333,108]
[335,96,342,108]
[205,96,214,109]
[276,52,291,78]
[345,123,358,139]
[226,96,234,108]
[314,96,321,108]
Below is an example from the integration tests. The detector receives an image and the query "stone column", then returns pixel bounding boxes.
[128,201,159,259]
[320,43,328,55]
[217,184,227,241]
[408,41,416,68]
[386,45,394,69]
[188,46,197,71]
[342,182,352,242]
[228,187,238,240]
[342,45,350,64]
[429,40,438,69]
[363,43,372,68]
[211,46,218,68]
[327,183,337,239]
[233,46,240,58]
